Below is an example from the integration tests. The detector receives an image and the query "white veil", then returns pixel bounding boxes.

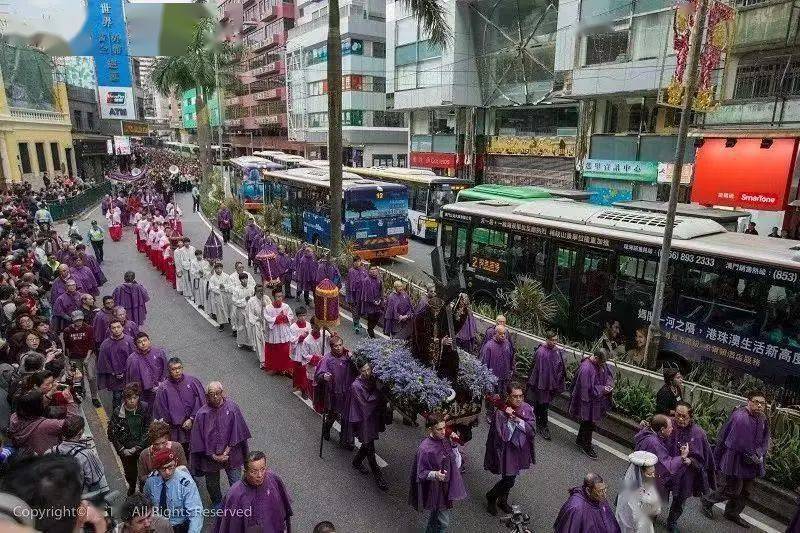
[615,463,645,533]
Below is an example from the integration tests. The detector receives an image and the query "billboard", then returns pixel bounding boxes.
[87,0,135,120]
[113,136,131,156]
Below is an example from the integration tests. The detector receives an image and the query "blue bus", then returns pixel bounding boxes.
[262,167,410,260]
[228,156,285,211]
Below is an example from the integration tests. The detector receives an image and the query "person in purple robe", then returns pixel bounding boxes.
[92,296,117,348]
[555,473,621,533]
[383,280,413,340]
[112,271,150,326]
[154,357,206,456]
[345,256,366,333]
[483,382,535,516]
[315,253,341,287]
[217,207,233,243]
[124,332,167,412]
[52,278,84,332]
[190,381,252,507]
[347,361,389,491]
[204,231,223,262]
[480,315,515,353]
[114,306,140,339]
[101,195,112,216]
[569,348,615,459]
[243,220,260,267]
[298,247,318,305]
[359,265,384,338]
[666,401,715,531]
[701,390,770,528]
[276,244,294,299]
[480,325,514,395]
[50,264,84,304]
[634,414,689,500]
[526,331,566,441]
[314,335,356,448]
[70,257,99,296]
[410,413,467,532]
[76,244,107,285]
[292,244,306,284]
[213,451,292,533]
[453,293,478,353]
[97,319,136,412]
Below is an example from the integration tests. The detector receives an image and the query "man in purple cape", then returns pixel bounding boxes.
[217,207,233,243]
[554,473,621,533]
[276,244,294,298]
[114,306,140,339]
[410,414,467,532]
[52,278,84,332]
[383,280,413,340]
[484,382,535,516]
[667,401,715,531]
[526,331,566,441]
[345,256,366,333]
[70,257,99,296]
[701,390,770,528]
[453,293,478,353]
[359,265,383,338]
[569,349,614,459]
[154,357,206,455]
[190,381,252,507]
[481,314,515,353]
[213,451,292,533]
[297,247,317,305]
[97,319,135,412]
[112,271,150,326]
[124,332,167,411]
[480,325,514,395]
[634,414,688,498]
[50,263,84,304]
[243,220,260,267]
[315,253,341,287]
[347,361,389,491]
[314,335,356,447]
[76,244,107,285]
[92,296,117,348]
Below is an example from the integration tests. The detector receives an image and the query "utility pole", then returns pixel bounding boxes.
[327,0,343,256]
[646,0,709,368]
[214,50,223,168]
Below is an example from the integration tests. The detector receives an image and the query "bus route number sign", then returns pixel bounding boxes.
[471,256,501,274]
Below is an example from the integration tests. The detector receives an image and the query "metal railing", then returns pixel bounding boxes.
[46,181,112,221]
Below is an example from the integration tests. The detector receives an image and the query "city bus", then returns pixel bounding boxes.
[345,166,471,241]
[271,154,308,169]
[437,198,800,385]
[262,167,410,260]
[228,156,285,211]
[253,150,285,160]
[457,184,593,203]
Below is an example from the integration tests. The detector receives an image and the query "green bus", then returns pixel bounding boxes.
[456,184,552,203]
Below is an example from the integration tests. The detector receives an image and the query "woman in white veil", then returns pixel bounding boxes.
[615,450,661,533]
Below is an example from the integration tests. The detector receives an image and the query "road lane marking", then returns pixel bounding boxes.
[393,255,415,264]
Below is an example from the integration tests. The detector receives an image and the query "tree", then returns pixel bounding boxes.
[326,0,449,255]
[150,17,241,180]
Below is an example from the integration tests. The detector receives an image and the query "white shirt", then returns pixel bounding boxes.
[228,271,255,292]
[174,246,196,271]
[263,302,294,344]
[208,272,228,295]
[298,332,331,379]
[246,295,267,326]
[289,321,311,362]
[230,283,255,309]
[190,257,212,280]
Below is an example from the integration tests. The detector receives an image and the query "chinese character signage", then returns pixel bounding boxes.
[121,121,150,136]
[486,135,576,158]
[657,162,694,184]
[89,0,135,119]
[583,159,658,183]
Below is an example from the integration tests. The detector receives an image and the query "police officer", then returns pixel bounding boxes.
[143,448,203,533]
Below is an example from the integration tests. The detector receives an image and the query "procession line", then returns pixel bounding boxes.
[292,390,389,469]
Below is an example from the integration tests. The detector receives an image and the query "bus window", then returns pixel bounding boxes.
[470,226,507,276]
[761,284,799,345]
[677,268,760,335]
[429,185,456,219]
[551,246,577,321]
[614,255,658,312]
[577,249,611,337]
[409,186,429,214]
[510,234,547,282]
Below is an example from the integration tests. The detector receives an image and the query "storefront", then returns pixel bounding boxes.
[691,137,799,235]
[582,159,658,205]
[483,135,576,188]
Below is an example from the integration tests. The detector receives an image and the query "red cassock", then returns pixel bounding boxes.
[157,246,168,273]
[166,256,176,288]
[263,312,292,373]
[109,224,122,242]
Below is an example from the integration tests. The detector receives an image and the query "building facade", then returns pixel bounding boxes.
[67,84,111,181]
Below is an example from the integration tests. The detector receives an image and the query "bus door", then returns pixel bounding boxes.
[575,248,612,339]
[440,221,468,280]
[550,244,577,328]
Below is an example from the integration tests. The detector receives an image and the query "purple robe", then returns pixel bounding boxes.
[122,320,139,338]
[297,250,318,291]
[243,223,260,259]
[554,487,621,533]
[71,266,98,296]
[455,310,478,352]
[189,397,252,474]
[526,344,566,404]
[213,473,292,533]
[314,352,356,416]
[714,406,770,480]
[79,253,107,285]
[112,282,150,325]
[345,266,365,306]
[480,338,514,393]
[347,376,386,444]
[276,252,293,285]
[154,374,206,444]
[92,309,115,347]
[359,275,383,316]
[97,335,135,391]
[50,275,84,304]
[52,291,84,331]
[483,401,535,476]
[634,427,684,497]
[291,248,305,282]
[568,358,614,423]
[668,421,716,500]
[217,208,233,230]
[124,346,167,407]
[383,291,413,339]
[315,260,340,287]
[410,436,467,511]
[204,231,223,261]
[481,325,515,353]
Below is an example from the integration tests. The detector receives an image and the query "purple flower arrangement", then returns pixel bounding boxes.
[457,351,499,400]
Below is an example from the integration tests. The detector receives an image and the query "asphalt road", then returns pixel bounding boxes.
[88,194,785,533]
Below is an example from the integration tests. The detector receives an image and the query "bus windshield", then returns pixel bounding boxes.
[429,184,457,218]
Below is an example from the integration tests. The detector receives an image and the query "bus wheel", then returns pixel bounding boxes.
[657,351,691,376]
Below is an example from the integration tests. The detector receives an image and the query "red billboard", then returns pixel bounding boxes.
[691,138,797,211]
[410,151,460,169]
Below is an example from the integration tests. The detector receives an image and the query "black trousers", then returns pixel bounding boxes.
[283,277,293,298]
[702,473,753,518]
[366,312,381,338]
[534,402,550,428]
[192,196,200,212]
[221,228,231,243]
[353,439,380,474]
[120,452,139,495]
[91,240,104,263]
[667,493,688,527]
[488,475,517,501]
[576,420,595,448]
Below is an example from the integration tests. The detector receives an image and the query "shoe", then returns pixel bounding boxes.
[582,445,598,459]
[724,513,749,528]
[666,523,679,533]
[486,492,498,516]
[351,460,370,475]
[91,398,102,408]
[700,500,714,520]
[374,475,389,492]
[218,325,224,331]
[322,430,331,441]
[497,498,513,514]
[540,426,551,441]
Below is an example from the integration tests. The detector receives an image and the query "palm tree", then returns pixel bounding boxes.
[327,0,449,255]
[150,17,241,180]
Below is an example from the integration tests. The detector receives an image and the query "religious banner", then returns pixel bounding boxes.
[486,135,576,158]
[695,1,735,110]
[665,0,697,107]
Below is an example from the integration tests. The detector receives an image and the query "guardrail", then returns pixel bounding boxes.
[47,181,112,221]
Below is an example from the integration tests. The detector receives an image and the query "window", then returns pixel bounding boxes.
[307,81,325,96]
[676,268,761,334]
[372,154,394,166]
[409,185,428,212]
[395,63,417,91]
[35,143,46,173]
[309,112,328,127]
[509,234,548,282]
[397,154,407,167]
[441,223,468,266]
[373,41,386,58]
[584,31,629,65]
[631,12,670,60]
[73,110,82,130]
[86,112,95,129]
[733,59,800,99]
[343,110,363,126]
[417,57,442,88]
[18,143,31,174]
[470,227,509,276]
[50,143,61,171]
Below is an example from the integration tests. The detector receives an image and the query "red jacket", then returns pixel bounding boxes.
[62,323,94,359]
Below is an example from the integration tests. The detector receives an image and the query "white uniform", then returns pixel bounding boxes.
[230,282,255,347]
[289,321,311,363]
[227,271,255,326]
[173,245,196,296]
[207,272,230,325]
[190,257,212,309]
[245,294,267,362]
[298,331,331,381]
[263,302,294,344]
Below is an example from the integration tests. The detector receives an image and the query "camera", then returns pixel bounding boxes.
[501,504,531,533]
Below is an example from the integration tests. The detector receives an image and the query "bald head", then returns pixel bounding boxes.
[393,280,404,292]
[494,324,507,342]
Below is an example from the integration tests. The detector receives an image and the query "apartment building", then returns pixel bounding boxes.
[286,0,407,166]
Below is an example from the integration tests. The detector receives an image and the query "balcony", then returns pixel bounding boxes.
[9,107,70,126]
[255,113,287,127]
[225,96,241,106]
[253,87,286,101]
[218,6,231,22]
[250,39,271,54]
[734,0,795,51]
[266,33,286,49]
[252,60,284,77]
[242,0,255,7]
[263,2,294,22]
